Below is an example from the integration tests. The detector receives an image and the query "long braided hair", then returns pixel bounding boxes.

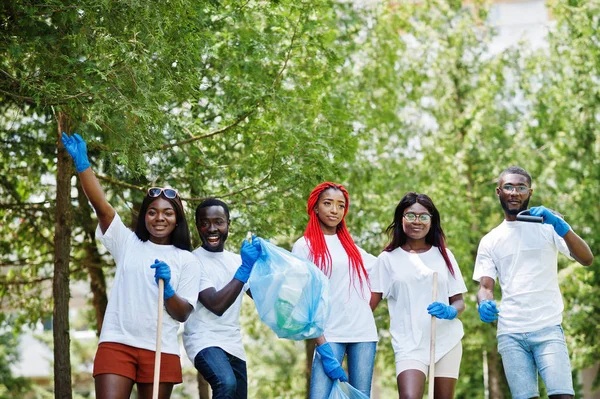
[303,182,369,290]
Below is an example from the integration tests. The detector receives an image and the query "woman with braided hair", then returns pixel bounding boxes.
[292,182,378,398]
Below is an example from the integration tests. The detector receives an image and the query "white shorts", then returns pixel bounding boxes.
[395,341,462,379]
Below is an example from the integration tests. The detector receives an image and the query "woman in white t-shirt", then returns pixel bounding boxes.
[370,192,467,399]
[292,182,378,398]
[62,133,203,399]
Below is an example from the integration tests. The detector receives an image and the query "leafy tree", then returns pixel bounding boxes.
[1,0,375,396]
[0,319,33,399]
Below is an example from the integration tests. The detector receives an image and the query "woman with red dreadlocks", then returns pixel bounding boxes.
[292,182,378,398]
[370,193,467,399]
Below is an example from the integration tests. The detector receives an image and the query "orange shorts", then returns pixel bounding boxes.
[93,342,182,384]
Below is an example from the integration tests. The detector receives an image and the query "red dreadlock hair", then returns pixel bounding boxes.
[303,182,370,291]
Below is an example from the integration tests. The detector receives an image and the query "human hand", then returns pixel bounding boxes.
[234,237,261,283]
[316,343,348,382]
[478,299,499,323]
[427,301,458,320]
[530,206,570,237]
[151,259,175,299]
[61,132,90,173]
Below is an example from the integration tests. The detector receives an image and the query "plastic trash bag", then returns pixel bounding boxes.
[328,380,370,399]
[248,237,329,340]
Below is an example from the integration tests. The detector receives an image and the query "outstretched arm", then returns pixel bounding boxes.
[61,133,114,233]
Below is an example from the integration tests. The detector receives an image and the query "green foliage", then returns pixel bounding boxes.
[1,0,598,396]
[0,320,33,399]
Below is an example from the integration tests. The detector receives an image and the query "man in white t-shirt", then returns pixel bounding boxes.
[183,198,260,399]
[473,166,593,399]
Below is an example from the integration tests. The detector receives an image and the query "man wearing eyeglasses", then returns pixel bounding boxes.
[473,166,593,399]
[183,198,260,399]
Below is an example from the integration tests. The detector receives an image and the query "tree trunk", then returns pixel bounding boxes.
[305,339,316,399]
[488,346,504,399]
[53,112,73,399]
[77,181,108,335]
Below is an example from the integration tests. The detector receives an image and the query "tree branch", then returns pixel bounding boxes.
[148,109,255,153]
[272,15,302,87]
[185,156,275,202]
[96,174,146,192]
[0,201,54,209]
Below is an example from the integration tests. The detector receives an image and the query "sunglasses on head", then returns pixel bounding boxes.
[147,187,179,199]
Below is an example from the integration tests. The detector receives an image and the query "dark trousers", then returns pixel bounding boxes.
[194,347,247,399]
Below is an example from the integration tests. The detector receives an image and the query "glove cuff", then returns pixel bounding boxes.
[316,343,333,357]
[164,283,175,300]
[75,158,91,173]
[554,219,571,237]
[233,267,249,283]
[448,306,458,320]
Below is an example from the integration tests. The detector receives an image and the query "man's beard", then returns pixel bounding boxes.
[201,231,229,252]
[500,196,530,215]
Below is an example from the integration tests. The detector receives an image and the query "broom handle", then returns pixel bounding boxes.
[428,272,438,399]
[152,279,164,399]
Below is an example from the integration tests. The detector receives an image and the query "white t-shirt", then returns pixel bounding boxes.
[96,213,204,355]
[183,247,249,362]
[473,220,572,335]
[292,235,378,343]
[371,247,467,364]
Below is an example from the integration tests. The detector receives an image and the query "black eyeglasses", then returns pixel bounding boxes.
[147,187,179,199]
[403,213,432,223]
[501,184,530,194]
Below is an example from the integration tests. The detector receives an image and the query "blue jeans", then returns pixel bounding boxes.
[498,325,574,399]
[310,341,377,399]
[194,347,247,399]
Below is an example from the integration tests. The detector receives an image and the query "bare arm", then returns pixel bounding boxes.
[164,295,194,322]
[563,230,594,266]
[477,276,496,304]
[449,293,466,317]
[77,168,115,233]
[315,334,327,346]
[198,279,245,317]
[370,292,383,311]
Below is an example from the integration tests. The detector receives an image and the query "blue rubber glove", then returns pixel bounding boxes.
[427,301,458,320]
[529,206,571,237]
[233,238,261,283]
[151,259,175,300]
[61,132,91,173]
[315,343,348,382]
[478,299,499,323]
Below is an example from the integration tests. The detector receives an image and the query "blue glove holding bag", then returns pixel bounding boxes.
[478,299,499,323]
[61,132,91,173]
[427,301,458,320]
[316,343,348,382]
[234,238,261,283]
[151,259,175,300]
[529,206,570,237]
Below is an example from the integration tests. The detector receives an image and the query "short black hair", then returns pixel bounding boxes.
[498,166,532,186]
[195,198,230,226]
